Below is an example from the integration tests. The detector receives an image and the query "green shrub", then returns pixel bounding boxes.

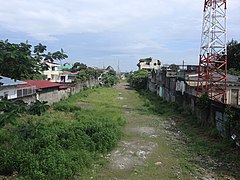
[28,100,50,116]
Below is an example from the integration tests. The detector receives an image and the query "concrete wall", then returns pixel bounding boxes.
[37,88,71,105]
[174,91,240,140]
[17,94,36,104]
[19,79,98,105]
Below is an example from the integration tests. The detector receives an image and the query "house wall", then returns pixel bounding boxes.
[0,85,18,99]
[43,62,61,82]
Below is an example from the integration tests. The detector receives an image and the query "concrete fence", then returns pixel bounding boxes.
[174,91,240,144]
[19,79,98,105]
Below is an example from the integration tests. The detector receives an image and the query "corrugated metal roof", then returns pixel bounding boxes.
[0,76,27,86]
[23,80,61,90]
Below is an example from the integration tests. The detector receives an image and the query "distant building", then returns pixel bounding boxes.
[137,57,162,72]
[43,61,61,82]
[59,71,78,83]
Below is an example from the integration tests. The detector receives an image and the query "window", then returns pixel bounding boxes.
[4,92,8,99]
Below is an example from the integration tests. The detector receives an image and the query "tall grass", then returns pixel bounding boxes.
[0,87,125,179]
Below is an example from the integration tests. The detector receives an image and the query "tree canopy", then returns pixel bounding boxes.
[0,40,68,80]
[227,39,240,74]
[71,62,87,73]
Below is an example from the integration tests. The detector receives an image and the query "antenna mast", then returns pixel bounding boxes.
[197,0,227,103]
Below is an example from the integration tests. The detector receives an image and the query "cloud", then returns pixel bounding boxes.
[0,0,239,71]
[0,0,202,40]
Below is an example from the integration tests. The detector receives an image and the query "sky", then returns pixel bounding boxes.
[0,0,239,72]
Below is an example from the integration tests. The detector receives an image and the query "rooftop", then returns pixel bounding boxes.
[23,80,61,90]
[0,76,27,86]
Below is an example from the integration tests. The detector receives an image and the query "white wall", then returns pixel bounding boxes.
[0,86,17,99]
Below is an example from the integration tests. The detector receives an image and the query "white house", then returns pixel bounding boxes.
[0,76,27,100]
[137,57,162,72]
[43,61,61,82]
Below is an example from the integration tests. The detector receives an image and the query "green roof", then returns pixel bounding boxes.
[58,63,73,71]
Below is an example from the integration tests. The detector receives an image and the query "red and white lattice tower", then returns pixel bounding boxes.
[196,0,227,103]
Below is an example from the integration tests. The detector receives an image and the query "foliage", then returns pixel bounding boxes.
[0,40,37,80]
[28,100,50,116]
[0,88,124,179]
[227,39,240,71]
[71,62,87,73]
[196,93,210,110]
[127,70,148,90]
[75,67,98,82]
[140,90,176,116]
[100,69,118,87]
[0,99,49,128]
[227,68,240,76]
[0,40,68,80]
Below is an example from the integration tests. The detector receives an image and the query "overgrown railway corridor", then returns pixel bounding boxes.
[82,83,238,180]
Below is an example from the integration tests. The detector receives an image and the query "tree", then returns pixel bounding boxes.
[0,40,37,80]
[75,67,99,82]
[227,40,240,71]
[0,40,68,80]
[71,62,87,73]
[127,70,148,90]
[102,69,118,87]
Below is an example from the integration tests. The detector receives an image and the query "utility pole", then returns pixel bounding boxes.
[117,60,120,76]
[196,0,227,103]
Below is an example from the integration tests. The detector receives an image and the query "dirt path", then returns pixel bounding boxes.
[88,83,235,180]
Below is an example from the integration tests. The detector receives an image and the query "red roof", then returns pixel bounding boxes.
[23,80,61,90]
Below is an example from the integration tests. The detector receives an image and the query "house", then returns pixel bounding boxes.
[59,71,78,83]
[0,76,34,100]
[137,57,162,72]
[23,80,71,104]
[43,61,61,82]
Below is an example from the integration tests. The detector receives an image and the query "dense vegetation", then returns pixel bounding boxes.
[0,88,124,179]
[127,69,148,90]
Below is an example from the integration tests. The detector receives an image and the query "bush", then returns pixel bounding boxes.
[128,70,148,90]
[28,100,50,116]
[0,116,123,178]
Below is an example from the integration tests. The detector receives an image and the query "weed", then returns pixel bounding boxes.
[0,87,124,179]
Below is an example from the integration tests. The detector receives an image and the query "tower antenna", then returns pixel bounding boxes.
[197,0,227,103]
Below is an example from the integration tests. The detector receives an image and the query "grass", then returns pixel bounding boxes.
[140,90,240,179]
[0,87,125,179]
